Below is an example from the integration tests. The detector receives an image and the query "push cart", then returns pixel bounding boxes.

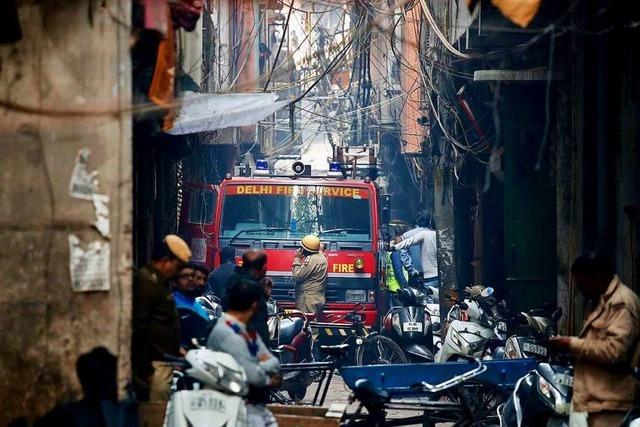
[339,358,537,426]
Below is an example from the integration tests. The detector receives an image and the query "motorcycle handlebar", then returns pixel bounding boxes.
[163,354,190,368]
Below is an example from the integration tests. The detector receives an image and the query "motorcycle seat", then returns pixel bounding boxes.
[279,317,304,345]
[319,343,350,358]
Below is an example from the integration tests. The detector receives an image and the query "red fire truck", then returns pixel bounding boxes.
[181,159,390,326]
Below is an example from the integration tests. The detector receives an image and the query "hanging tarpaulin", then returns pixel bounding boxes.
[491,0,542,28]
[166,91,290,135]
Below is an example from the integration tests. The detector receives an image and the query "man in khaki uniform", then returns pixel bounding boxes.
[551,252,640,427]
[292,235,327,314]
[132,234,191,402]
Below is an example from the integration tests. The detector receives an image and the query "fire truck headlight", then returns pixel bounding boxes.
[368,290,375,302]
[354,257,365,270]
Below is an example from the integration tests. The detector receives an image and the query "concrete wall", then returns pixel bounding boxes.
[0,1,131,423]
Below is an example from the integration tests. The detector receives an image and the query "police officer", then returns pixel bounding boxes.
[131,234,191,402]
[292,235,328,315]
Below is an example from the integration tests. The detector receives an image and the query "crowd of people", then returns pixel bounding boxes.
[129,232,330,426]
[32,211,640,427]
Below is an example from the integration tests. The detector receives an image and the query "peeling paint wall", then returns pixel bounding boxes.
[0,1,132,423]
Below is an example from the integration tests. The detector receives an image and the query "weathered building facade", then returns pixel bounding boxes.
[0,1,132,423]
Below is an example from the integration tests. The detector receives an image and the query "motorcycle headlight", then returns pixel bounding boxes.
[537,376,564,412]
[392,313,402,335]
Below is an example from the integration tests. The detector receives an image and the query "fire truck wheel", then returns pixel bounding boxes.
[355,335,408,366]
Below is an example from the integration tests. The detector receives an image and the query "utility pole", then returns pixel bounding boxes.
[423,2,459,311]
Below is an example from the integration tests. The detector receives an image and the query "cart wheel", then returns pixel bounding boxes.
[355,335,408,366]
[451,380,507,427]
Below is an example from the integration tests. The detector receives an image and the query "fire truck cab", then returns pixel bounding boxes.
[180,156,390,327]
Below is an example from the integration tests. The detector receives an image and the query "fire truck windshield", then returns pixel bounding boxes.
[220,184,372,242]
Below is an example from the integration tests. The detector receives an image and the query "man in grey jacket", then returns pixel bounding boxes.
[207,277,281,427]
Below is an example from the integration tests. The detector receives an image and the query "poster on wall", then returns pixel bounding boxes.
[69,235,110,292]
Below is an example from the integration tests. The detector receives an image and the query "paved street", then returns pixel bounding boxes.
[301,373,432,426]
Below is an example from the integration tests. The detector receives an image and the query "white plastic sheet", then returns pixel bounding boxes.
[167,91,290,135]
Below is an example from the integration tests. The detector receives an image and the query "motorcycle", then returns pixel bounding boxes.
[504,306,563,361]
[498,356,573,427]
[382,287,435,362]
[267,306,314,401]
[164,348,249,427]
[622,367,640,426]
[435,286,507,362]
[175,292,221,347]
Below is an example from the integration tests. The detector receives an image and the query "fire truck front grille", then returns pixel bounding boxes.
[271,277,375,303]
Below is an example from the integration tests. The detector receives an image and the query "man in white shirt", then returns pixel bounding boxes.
[394,212,438,287]
[207,277,281,427]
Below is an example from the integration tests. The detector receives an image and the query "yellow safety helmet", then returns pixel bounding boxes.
[301,235,321,253]
[165,234,192,263]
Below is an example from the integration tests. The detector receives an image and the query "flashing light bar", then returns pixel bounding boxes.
[255,159,270,176]
[328,161,343,177]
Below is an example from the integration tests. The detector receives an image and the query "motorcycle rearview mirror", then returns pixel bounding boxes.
[190,337,205,349]
[480,287,494,298]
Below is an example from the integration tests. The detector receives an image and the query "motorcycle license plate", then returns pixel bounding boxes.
[403,321,423,332]
[189,394,228,412]
[497,321,507,332]
[522,342,548,356]
[554,373,574,387]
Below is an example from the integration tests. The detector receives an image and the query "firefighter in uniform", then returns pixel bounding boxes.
[292,235,328,314]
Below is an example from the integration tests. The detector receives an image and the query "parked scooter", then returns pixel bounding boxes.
[164,348,249,427]
[435,287,507,362]
[402,279,442,347]
[267,306,314,401]
[382,287,435,362]
[504,306,563,361]
[497,356,573,427]
[175,292,221,348]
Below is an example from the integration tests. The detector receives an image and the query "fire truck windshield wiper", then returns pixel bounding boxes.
[319,228,368,235]
[229,227,289,244]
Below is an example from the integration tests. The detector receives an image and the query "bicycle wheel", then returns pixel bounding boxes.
[355,335,408,366]
[449,380,507,427]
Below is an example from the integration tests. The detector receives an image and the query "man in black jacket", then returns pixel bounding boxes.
[131,234,191,402]
[206,246,236,298]
[223,250,271,345]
